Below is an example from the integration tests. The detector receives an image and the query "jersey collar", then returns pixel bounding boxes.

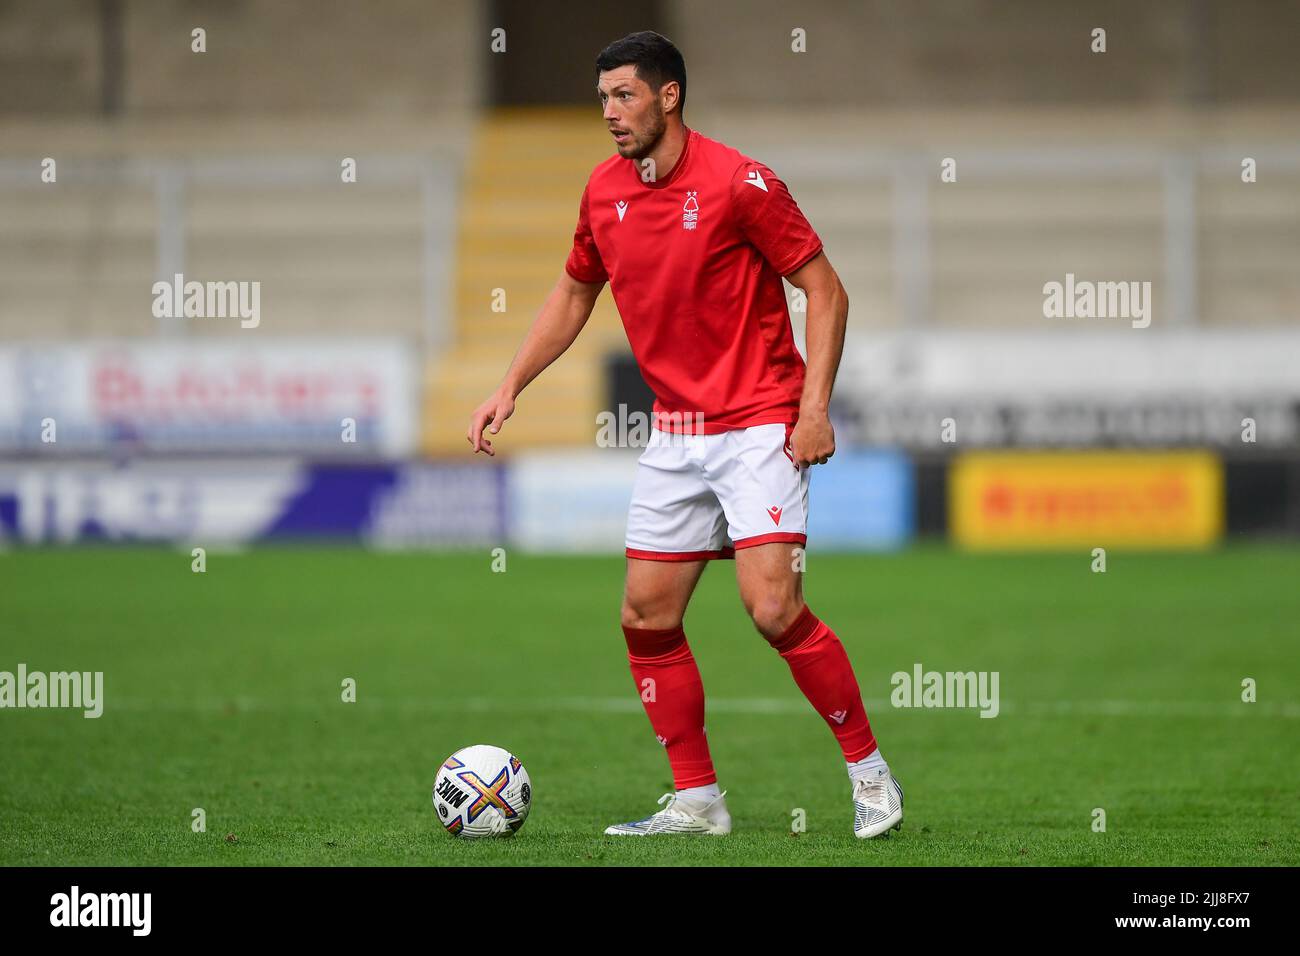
[637,126,695,190]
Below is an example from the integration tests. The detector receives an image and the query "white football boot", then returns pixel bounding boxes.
[604,791,732,836]
[852,768,904,838]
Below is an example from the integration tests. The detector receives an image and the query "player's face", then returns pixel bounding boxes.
[597,65,667,161]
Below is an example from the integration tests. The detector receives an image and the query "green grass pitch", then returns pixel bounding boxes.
[1,545,1297,866]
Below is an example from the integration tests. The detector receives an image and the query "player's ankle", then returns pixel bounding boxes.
[847,748,889,782]
[676,782,722,804]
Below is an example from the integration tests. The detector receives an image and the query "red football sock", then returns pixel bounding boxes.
[767,606,877,762]
[622,624,717,789]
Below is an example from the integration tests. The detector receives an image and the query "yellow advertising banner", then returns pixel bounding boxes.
[950,451,1223,550]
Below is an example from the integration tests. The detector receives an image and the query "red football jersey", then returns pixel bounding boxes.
[566,127,823,433]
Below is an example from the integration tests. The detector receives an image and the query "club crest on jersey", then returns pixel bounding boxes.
[682,191,699,231]
[615,200,628,222]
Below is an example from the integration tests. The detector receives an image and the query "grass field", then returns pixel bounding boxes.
[1,545,1298,866]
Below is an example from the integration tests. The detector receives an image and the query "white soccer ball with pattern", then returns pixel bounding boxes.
[432,744,531,839]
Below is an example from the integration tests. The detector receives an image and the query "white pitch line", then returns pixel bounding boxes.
[98,696,1300,718]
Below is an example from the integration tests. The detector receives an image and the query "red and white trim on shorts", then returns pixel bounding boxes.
[625,533,806,562]
[625,546,737,562]
[733,532,807,551]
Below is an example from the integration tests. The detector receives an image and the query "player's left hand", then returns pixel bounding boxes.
[789,413,835,468]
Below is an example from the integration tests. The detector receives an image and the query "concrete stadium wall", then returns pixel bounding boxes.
[668,0,1300,108]
[1,0,485,115]
[8,1,1300,117]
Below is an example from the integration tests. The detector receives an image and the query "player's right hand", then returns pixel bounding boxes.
[467,388,516,456]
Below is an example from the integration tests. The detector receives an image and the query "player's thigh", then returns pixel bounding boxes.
[621,557,708,631]
[706,422,810,555]
[625,435,729,560]
[734,541,805,638]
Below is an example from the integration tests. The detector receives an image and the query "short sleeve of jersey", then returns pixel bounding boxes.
[730,162,823,277]
[565,184,609,284]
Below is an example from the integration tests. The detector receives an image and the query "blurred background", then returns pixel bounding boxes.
[2,0,1299,553]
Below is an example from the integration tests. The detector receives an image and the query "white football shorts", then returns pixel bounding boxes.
[625,422,810,561]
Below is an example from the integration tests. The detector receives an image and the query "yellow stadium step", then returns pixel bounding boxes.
[424,108,626,455]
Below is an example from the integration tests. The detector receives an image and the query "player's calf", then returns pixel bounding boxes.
[758,600,907,838]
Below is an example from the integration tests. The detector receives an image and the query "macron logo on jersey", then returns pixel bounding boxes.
[615,200,628,222]
[743,169,768,192]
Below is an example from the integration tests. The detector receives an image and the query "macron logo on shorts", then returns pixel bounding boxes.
[767,505,782,526]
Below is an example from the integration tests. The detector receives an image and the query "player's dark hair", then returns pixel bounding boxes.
[596,31,687,114]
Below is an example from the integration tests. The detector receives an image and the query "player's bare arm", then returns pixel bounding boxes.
[786,251,849,468]
[467,271,604,455]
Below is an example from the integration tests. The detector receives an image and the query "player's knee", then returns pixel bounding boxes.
[746,594,801,641]
[620,601,649,630]
[620,597,680,632]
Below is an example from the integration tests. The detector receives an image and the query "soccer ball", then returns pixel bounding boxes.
[432,744,532,838]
